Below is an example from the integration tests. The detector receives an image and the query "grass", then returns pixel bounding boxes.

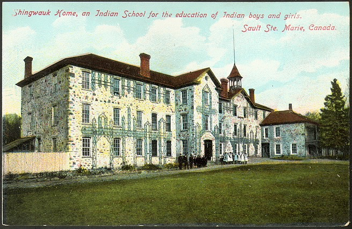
[3,162,349,226]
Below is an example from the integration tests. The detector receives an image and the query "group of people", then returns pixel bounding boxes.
[220,152,248,164]
[178,154,208,170]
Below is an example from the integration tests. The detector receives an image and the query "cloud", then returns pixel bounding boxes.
[2,87,21,114]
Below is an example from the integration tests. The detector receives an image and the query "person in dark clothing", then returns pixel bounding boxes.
[183,154,188,169]
[189,154,194,169]
[203,156,208,167]
[178,154,183,170]
[196,155,201,168]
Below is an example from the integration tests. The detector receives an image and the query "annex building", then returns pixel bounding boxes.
[9,53,318,171]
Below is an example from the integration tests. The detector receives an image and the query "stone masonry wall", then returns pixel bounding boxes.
[21,66,70,153]
[67,65,177,169]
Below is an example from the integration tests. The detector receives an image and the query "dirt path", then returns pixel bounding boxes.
[2,158,346,190]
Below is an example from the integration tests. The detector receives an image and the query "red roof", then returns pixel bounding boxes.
[227,64,242,79]
[220,88,273,112]
[261,110,318,126]
[16,54,221,89]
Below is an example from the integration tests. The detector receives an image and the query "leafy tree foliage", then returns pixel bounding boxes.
[2,113,22,145]
[305,111,321,123]
[320,79,349,155]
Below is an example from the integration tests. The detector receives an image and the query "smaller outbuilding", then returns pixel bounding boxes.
[260,104,319,158]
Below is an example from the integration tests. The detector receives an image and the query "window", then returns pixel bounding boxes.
[275,144,281,155]
[220,143,223,155]
[291,143,297,154]
[52,105,58,126]
[234,144,237,154]
[136,84,142,99]
[82,137,91,157]
[275,127,281,137]
[113,138,121,156]
[113,108,120,126]
[152,140,157,156]
[205,115,209,131]
[151,87,157,102]
[166,141,172,156]
[137,111,143,128]
[82,104,90,123]
[219,122,223,134]
[53,74,58,92]
[29,85,33,98]
[166,115,171,132]
[234,124,238,136]
[181,90,187,105]
[182,140,188,154]
[255,110,258,120]
[152,113,157,130]
[113,78,120,95]
[82,72,90,89]
[264,127,269,138]
[219,102,223,113]
[204,91,209,105]
[165,90,171,104]
[233,105,237,116]
[181,114,188,130]
[244,107,247,118]
[37,137,42,152]
[137,139,143,156]
[243,144,247,154]
[243,125,247,137]
[52,138,57,152]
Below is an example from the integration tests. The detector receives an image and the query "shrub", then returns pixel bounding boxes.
[76,166,90,175]
[140,164,161,170]
[164,163,178,169]
[121,164,135,171]
[272,155,306,161]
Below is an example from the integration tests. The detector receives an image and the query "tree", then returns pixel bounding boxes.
[320,79,350,156]
[305,111,321,123]
[2,113,22,145]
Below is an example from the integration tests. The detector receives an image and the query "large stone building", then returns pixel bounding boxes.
[12,52,318,171]
[15,53,274,170]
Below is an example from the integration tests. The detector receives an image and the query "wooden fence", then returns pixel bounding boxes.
[3,152,70,175]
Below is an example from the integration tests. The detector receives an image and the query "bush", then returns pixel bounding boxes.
[140,164,161,170]
[163,163,179,169]
[272,155,306,161]
[121,164,135,171]
[76,166,91,175]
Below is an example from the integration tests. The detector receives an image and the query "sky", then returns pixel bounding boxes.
[2,2,350,115]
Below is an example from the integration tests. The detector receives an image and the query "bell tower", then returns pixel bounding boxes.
[227,30,242,91]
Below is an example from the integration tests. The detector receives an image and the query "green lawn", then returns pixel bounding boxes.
[3,162,349,226]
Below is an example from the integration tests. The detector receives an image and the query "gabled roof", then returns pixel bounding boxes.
[16,53,221,90]
[227,64,242,79]
[220,88,273,112]
[174,68,221,89]
[3,136,35,152]
[260,110,319,126]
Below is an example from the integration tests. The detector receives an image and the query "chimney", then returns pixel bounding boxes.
[249,88,255,103]
[220,78,228,98]
[289,103,293,111]
[24,56,33,78]
[139,53,151,78]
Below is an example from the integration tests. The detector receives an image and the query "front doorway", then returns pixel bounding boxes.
[262,143,270,158]
[204,140,212,160]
